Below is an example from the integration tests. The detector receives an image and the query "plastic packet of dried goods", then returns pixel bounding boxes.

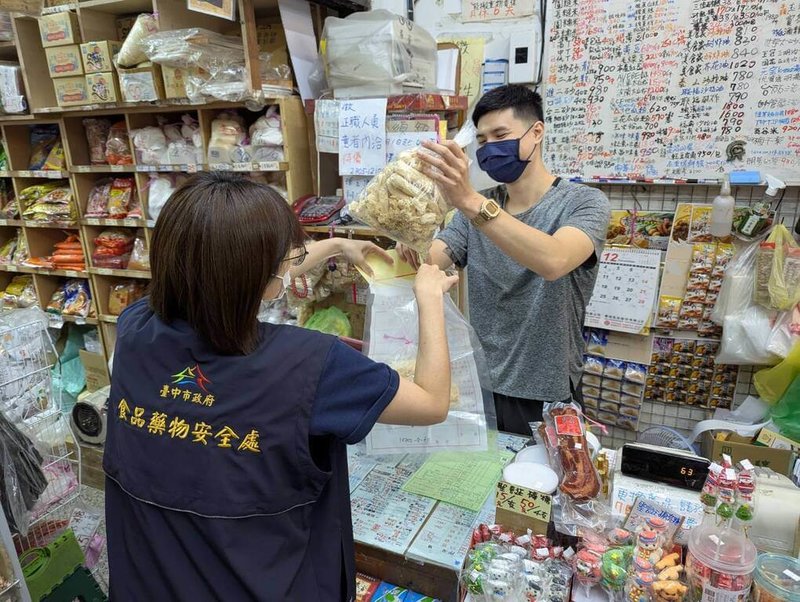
[84,118,111,164]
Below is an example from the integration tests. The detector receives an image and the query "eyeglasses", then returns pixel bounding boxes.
[271,247,307,301]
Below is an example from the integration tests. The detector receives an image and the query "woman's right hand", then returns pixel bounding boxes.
[413,264,459,299]
[397,243,422,270]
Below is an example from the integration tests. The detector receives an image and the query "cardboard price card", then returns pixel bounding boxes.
[495,481,552,522]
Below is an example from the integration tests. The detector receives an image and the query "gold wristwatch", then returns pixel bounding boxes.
[471,199,501,227]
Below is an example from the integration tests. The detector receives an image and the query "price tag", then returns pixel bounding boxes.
[233,162,252,172]
[97,268,113,276]
[74,166,89,173]
[725,468,736,480]
[17,171,32,177]
[722,453,733,466]
[157,165,172,172]
[495,481,552,522]
[75,317,86,325]
[535,547,550,556]
[48,314,64,329]
[209,163,232,172]
[0,220,7,226]
[65,271,79,277]
[563,547,575,559]
[708,462,723,475]
[186,164,198,173]
[740,459,754,471]
[257,161,279,171]
[110,165,126,172]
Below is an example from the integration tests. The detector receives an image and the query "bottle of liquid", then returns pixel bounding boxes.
[711,175,735,238]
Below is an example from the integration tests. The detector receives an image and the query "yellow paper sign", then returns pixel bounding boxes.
[495,481,552,522]
[355,249,416,283]
[438,36,485,106]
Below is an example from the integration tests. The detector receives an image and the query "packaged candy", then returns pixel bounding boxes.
[28,125,59,170]
[604,360,625,380]
[127,234,149,271]
[657,297,682,328]
[584,356,604,375]
[108,281,146,316]
[43,141,65,171]
[587,330,608,355]
[2,275,35,309]
[624,363,646,384]
[47,286,66,315]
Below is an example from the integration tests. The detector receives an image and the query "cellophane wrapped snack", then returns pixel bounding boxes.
[127,233,149,271]
[85,180,112,217]
[349,149,448,253]
[108,177,135,218]
[106,122,133,165]
[92,229,134,269]
[534,402,610,535]
[108,281,146,316]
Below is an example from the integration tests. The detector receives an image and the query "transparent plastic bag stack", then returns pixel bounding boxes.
[363,279,495,454]
[320,9,437,97]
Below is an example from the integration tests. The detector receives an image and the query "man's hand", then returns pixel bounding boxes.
[417,140,484,217]
[396,243,422,270]
[339,239,393,277]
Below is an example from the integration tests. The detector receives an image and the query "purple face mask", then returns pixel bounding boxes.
[476,123,538,183]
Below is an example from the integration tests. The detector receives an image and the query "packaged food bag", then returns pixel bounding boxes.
[363,278,494,455]
[349,123,475,253]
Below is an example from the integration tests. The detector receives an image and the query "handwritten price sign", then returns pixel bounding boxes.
[495,481,552,522]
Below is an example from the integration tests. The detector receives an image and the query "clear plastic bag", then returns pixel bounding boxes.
[85,179,112,217]
[127,233,149,271]
[116,14,159,68]
[105,121,133,166]
[363,279,495,455]
[717,305,779,365]
[533,402,610,536]
[320,9,437,96]
[83,118,111,165]
[349,150,448,253]
[766,305,800,358]
[711,242,758,325]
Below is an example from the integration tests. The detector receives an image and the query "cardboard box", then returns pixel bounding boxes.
[53,75,89,107]
[39,11,82,47]
[79,350,110,392]
[86,72,120,104]
[116,62,164,102]
[161,65,205,99]
[116,16,136,42]
[756,427,800,451]
[45,44,83,78]
[702,432,798,477]
[80,41,121,73]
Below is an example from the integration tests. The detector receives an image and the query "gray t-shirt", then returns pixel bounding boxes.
[437,180,610,401]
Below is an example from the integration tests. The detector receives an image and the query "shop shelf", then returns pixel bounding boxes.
[89,267,150,279]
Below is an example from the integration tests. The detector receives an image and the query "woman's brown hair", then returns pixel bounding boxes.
[149,172,305,355]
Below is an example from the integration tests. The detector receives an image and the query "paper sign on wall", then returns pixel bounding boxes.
[438,36,485,106]
[314,99,339,153]
[342,175,371,205]
[338,98,388,176]
[462,0,535,22]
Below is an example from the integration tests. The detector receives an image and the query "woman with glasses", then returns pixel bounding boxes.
[102,172,457,601]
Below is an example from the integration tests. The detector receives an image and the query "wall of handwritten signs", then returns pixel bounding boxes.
[543,0,800,181]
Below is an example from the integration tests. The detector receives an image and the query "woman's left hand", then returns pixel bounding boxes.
[339,240,394,277]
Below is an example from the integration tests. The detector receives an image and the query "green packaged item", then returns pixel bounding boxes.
[303,306,352,337]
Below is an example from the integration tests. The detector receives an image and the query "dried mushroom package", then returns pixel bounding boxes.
[349,149,448,253]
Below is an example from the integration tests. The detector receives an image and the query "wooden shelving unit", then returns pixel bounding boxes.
[0,0,318,365]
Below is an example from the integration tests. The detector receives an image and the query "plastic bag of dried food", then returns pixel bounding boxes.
[127,233,149,271]
[106,122,133,166]
[363,278,495,455]
[303,306,352,337]
[62,279,91,318]
[43,141,65,171]
[84,118,111,165]
[108,177,134,218]
[116,14,159,68]
[349,149,448,253]
[85,179,112,217]
[28,125,59,170]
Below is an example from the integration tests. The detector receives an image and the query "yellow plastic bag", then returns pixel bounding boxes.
[754,339,800,403]
[768,224,800,310]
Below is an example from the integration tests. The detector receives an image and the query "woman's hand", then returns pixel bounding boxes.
[396,243,422,270]
[413,264,459,299]
[339,239,393,277]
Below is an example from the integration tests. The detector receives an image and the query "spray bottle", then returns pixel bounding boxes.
[710,175,735,238]
[739,174,785,237]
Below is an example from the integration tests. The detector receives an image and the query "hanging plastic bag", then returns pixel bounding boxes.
[717,305,780,366]
[766,305,800,359]
[768,224,800,310]
[533,403,610,536]
[754,340,800,403]
[712,241,758,325]
[364,278,495,455]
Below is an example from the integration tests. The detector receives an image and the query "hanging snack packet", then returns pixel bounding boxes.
[85,180,112,217]
[108,177,135,218]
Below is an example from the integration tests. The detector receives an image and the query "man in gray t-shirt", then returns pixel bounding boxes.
[401,85,611,435]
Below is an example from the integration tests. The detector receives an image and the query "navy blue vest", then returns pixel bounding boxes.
[103,300,355,601]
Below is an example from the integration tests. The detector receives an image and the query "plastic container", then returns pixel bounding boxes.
[711,176,735,238]
[685,523,757,602]
[502,462,559,494]
[515,445,549,465]
[753,553,800,602]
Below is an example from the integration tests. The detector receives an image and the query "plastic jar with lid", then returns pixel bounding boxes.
[684,523,757,602]
[753,553,800,602]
